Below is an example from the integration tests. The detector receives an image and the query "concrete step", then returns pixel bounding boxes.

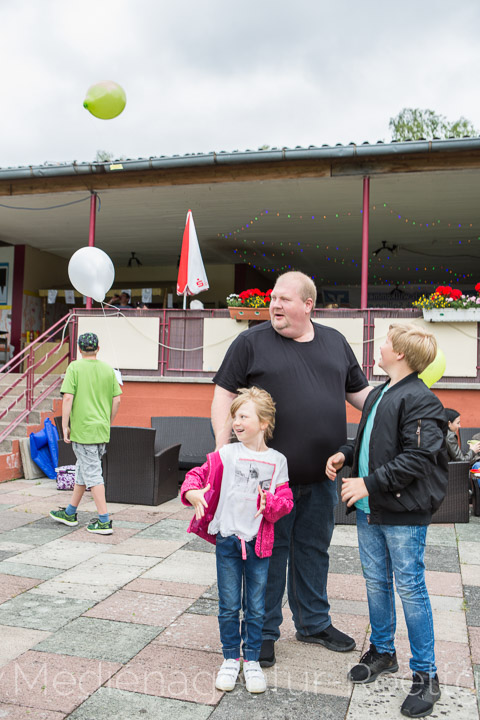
[0,435,24,453]
[1,408,43,424]
[0,420,30,436]
[0,396,57,411]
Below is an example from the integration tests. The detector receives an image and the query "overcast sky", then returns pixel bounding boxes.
[1,0,480,168]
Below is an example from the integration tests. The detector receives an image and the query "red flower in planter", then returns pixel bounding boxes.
[475,282,480,293]
[435,286,452,296]
[449,289,462,300]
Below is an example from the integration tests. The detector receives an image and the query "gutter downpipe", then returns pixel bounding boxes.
[360,177,370,309]
[86,192,97,310]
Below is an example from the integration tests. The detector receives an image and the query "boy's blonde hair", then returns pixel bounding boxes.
[230,387,276,441]
[388,323,437,373]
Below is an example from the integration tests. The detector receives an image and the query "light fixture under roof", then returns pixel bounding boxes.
[372,241,398,257]
[127,251,142,267]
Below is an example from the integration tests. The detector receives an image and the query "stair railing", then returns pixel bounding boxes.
[0,313,76,444]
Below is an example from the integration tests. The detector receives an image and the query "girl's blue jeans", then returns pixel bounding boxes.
[215,533,269,661]
[356,510,436,676]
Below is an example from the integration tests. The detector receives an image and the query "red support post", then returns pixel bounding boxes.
[86,192,97,310]
[360,177,370,310]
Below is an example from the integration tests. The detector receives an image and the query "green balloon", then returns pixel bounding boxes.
[418,348,446,388]
[83,81,126,120]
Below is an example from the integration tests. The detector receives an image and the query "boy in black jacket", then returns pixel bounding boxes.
[326,323,448,718]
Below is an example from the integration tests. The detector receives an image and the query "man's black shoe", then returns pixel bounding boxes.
[259,639,276,668]
[347,643,399,684]
[295,624,356,652]
[401,672,441,718]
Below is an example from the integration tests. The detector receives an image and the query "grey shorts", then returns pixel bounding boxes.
[72,442,106,489]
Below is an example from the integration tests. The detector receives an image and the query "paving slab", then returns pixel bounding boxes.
[0,511,43,531]
[465,585,480,627]
[142,549,217,585]
[69,686,213,719]
[210,685,350,719]
[462,564,480,587]
[110,520,150,529]
[64,526,139,545]
[393,636,475,688]
[0,526,72,546]
[29,579,116,602]
[425,524,458,547]
[425,570,463,597]
[4,538,110,570]
[0,625,51,667]
[168,507,199,521]
[0,540,36,552]
[424,545,460,573]
[459,541,480,566]
[109,508,171,523]
[188,598,219,616]
[200,583,219,601]
[328,545,363,574]
[0,651,121,713]
[327,573,368,602]
[0,562,62,581]
[0,550,17,561]
[106,537,185,557]
[136,518,192,542]
[84,589,193,626]
[0,481,35,493]
[57,556,156,588]
[34,616,162,664]
[456,524,480,542]
[330,598,370,616]
[394,607,468,644]
[124,578,209,598]
[0,573,40,604]
[187,535,216,553]
[156,613,222,654]
[346,676,479,719]
[108,645,224,705]
[0,704,66,719]
[469,626,480,664]
[0,592,92,631]
[0,504,15,511]
[330,525,359,547]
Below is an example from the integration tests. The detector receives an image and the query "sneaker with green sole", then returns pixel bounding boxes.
[87,518,113,535]
[49,508,78,526]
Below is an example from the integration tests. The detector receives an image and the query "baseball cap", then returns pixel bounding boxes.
[78,332,99,352]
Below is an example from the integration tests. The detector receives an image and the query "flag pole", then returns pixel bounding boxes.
[183,292,187,310]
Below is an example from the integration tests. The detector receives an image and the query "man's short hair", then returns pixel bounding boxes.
[277,271,317,306]
[388,323,437,374]
[78,332,99,352]
[230,386,276,442]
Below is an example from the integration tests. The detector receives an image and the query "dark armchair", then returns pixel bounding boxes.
[334,461,470,525]
[151,416,215,480]
[103,426,180,505]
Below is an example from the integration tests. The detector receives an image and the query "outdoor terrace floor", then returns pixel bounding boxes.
[0,477,478,718]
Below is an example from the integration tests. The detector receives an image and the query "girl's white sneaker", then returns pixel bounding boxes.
[243,660,267,693]
[215,658,240,691]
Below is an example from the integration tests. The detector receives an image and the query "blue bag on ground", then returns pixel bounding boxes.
[29,418,59,479]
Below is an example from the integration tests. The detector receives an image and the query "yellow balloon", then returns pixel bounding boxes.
[418,349,446,388]
[83,81,126,120]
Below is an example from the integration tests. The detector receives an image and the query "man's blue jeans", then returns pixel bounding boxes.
[356,510,436,676]
[215,534,270,661]
[262,481,337,640]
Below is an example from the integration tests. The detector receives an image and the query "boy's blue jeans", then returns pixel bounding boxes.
[215,534,269,661]
[356,510,436,676]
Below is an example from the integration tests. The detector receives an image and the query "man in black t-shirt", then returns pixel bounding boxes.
[212,271,371,667]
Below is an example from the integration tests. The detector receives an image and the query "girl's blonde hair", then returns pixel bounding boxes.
[230,386,276,441]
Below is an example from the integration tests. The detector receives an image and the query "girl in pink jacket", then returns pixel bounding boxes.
[181,387,293,695]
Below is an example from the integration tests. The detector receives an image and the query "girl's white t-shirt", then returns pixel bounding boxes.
[208,442,288,542]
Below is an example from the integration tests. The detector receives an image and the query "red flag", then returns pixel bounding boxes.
[177,210,209,297]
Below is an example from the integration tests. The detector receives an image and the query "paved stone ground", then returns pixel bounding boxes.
[0,477,478,719]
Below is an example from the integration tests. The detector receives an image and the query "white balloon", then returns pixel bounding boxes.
[68,247,115,303]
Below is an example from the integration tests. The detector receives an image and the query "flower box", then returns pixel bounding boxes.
[228,307,270,321]
[422,308,480,322]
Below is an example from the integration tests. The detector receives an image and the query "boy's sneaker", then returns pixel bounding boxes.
[348,643,399,684]
[401,672,441,718]
[87,518,113,535]
[243,660,267,693]
[215,658,240,691]
[49,508,78,526]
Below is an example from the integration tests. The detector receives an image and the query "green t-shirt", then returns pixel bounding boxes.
[60,359,122,444]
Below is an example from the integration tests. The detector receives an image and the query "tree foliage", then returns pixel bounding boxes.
[389,108,478,142]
